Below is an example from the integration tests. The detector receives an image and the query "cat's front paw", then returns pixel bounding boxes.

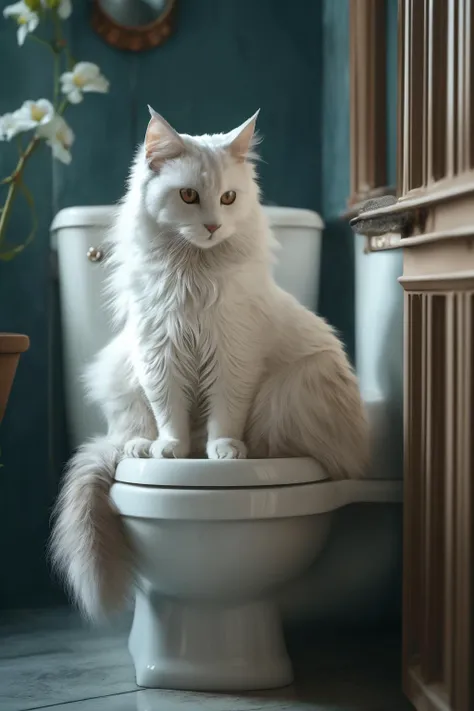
[207,438,247,460]
[149,437,190,459]
[123,437,152,458]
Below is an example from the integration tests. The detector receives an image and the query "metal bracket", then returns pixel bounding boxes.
[350,195,427,239]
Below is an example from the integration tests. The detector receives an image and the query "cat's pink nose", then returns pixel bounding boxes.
[204,224,220,234]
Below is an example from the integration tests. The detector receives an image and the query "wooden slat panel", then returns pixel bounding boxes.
[402,0,410,195]
[423,0,429,187]
[408,0,426,190]
[447,0,459,177]
[457,0,466,174]
[469,0,474,170]
[398,0,406,194]
[421,295,446,683]
[348,0,388,205]
[426,0,448,183]
[460,0,474,173]
[403,292,423,680]
[452,293,473,711]
[444,293,457,704]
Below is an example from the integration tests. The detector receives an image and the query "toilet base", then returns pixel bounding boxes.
[129,591,294,691]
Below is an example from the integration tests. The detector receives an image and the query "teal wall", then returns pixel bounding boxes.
[319,0,399,361]
[0,0,399,610]
[319,0,355,361]
[0,0,323,608]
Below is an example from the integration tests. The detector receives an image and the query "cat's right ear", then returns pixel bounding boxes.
[145,106,185,171]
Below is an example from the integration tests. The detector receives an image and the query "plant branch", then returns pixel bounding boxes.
[58,97,69,115]
[28,34,55,55]
[0,181,38,261]
[51,9,74,67]
[0,138,39,248]
[53,49,60,108]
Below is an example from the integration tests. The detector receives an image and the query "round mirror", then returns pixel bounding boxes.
[92,0,176,52]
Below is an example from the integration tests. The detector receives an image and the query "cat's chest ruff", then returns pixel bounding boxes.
[139,266,238,355]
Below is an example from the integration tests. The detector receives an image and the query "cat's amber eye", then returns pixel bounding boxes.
[220,190,236,206]
[180,188,199,204]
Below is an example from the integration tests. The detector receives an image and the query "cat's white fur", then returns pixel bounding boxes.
[50,109,369,620]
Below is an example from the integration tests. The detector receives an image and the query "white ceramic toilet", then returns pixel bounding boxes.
[51,205,403,691]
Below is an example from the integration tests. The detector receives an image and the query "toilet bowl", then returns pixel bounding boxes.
[51,204,404,690]
[111,457,402,691]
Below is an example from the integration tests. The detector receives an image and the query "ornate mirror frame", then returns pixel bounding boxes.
[91,0,176,52]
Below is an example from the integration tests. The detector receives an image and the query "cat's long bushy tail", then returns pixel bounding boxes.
[49,437,133,621]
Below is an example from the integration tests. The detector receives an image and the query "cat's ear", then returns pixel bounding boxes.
[225,110,260,162]
[145,106,185,171]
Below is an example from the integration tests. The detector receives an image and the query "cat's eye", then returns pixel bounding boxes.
[220,190,236,206]
[180,188,199,204]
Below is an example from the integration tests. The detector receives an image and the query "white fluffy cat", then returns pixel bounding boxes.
[50,108,369,621]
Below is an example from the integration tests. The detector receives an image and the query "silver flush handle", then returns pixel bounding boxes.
[87,246,104,263]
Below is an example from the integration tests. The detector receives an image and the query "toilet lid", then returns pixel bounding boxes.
[115,457,328,488]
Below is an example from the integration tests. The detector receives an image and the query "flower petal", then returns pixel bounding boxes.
[58,0,72,19]
[3,2,27,18]
[0,114,16,141]
[17,23,29,45]
[13,99,55,130]
[27,14,39,32]
[0,110,34,140]
[73,62,100,81]
[82,76,110,94]
[35,99,55,123]
[60,71,74,86]
[51,142,72,164]
[67,88,83,104]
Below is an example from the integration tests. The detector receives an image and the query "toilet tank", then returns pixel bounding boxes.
[52,205,323,449]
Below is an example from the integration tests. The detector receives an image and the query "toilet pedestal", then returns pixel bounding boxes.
[129,590,294,691]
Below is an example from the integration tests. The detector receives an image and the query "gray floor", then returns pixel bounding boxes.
[0,609,413,711]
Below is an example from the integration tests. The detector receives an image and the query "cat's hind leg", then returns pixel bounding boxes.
[85,334,157,457]
[246,350,369,479]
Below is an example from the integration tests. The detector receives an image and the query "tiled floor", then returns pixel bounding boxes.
[0,609,413,711]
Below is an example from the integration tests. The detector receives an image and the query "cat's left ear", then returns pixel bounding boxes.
[225,110,260,162]
[145,106,186,171]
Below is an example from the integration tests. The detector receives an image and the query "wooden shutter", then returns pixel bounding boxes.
[400,3,474,710]
[349,0,390,208]
[353,3,474,710]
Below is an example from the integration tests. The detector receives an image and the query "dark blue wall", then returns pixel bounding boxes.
[0,0,323,608]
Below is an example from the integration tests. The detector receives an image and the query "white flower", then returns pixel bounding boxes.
[3,1,39,46]
[37,115,74,164]
[57,0,72,18]
[40,0,72,19]
[12,99,55,132]
[0,113,22,141]
[60,62,110,104]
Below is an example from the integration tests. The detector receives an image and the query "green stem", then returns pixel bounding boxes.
[28,34,56,55]
[51,9,75,69]
[0,138,39,248]
[51,9,66,107]
[58,97,69,116]
[53,48,60,108]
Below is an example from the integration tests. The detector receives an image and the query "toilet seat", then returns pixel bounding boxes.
[111,458,403,521]
[115,456,327,488]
